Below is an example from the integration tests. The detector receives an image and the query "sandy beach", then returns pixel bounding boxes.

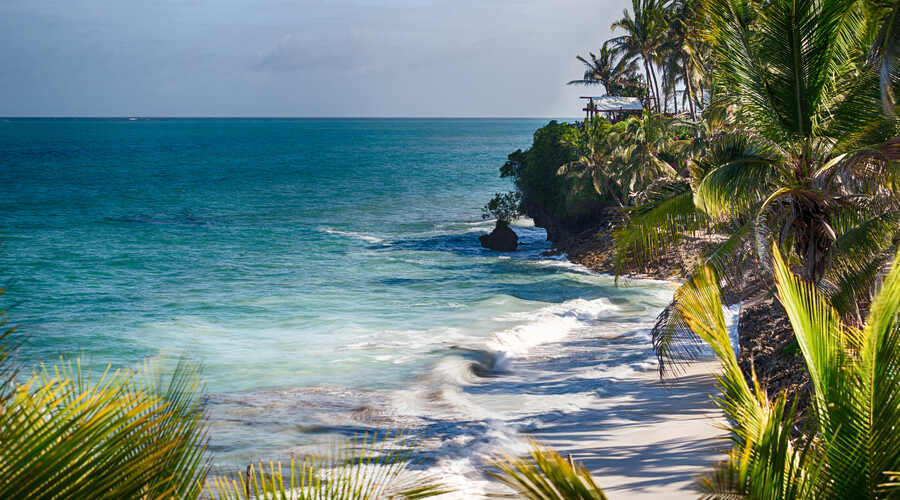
[533,360,727,499]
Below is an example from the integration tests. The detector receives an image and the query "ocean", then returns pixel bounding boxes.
[0,118,674,491]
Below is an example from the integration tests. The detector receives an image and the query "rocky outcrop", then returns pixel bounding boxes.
[479,223,518,252]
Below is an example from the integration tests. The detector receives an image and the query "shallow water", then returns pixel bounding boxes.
[0,118,675,484]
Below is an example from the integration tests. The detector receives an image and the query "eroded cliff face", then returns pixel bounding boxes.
[520,195,608,244]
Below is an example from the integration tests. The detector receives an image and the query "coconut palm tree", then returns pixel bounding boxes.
[700,0,900,282]
[606,112,682,198]
[610,0,668,112]
[558,112,682,210]
[660,0,708,120]
[568,42,643,97]
[677,244,900,499]
[612,0,900,309]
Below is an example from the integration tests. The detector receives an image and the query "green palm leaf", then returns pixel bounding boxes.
[488,440,607,500]
[613,179,706,275]
[0,357,210,499]
[677,264,814,499]
[208,432,450,500]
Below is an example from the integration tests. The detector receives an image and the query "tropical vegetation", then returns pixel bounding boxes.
[488,0,900,496]
[678,245,900,498]
[5,0,900,495]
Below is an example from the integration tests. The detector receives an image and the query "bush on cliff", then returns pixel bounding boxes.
[501,121,607,238]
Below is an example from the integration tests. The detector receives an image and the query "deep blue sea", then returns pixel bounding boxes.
[0,118,673,488]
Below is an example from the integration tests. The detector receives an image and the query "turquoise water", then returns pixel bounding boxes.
[0,118,674,484]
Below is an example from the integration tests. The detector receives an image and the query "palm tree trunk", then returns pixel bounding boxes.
[642,59,657,112]
[672,84,678,114]
[648,61,662,114]
[683,63,696,120]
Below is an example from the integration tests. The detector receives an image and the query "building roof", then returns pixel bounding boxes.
[580,95,643,111]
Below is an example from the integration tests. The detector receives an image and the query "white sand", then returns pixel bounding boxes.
[532,360,728,499]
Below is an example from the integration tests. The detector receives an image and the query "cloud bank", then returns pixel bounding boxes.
[0,0,626,117]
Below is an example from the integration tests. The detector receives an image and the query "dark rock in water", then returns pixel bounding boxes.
[479,223,518,252]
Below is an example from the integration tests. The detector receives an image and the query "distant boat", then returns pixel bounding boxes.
[128,117,137,121]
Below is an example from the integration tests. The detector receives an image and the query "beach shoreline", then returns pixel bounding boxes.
[533,359,726,499]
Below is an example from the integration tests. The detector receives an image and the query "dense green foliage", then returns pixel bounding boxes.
[502,121,589,220]
[679,246,900,499]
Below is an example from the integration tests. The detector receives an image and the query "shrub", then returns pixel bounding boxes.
[482,191,523,227]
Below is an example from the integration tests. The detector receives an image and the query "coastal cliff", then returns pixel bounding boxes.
[501,120,810,421]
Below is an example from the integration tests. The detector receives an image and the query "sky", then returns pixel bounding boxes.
[0,0,628,117]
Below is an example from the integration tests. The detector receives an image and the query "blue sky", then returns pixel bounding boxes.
[0,0,627,117]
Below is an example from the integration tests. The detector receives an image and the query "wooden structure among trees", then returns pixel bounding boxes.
[581,96,643,122]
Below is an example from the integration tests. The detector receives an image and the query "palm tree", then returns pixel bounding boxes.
[690,0,900,293]
[607,112,682,198]
[677,244,900,498]
[660,0,707,120]
[558,113,681,210]
[568,42,642,97]
[613,0,900,299]
[610,0,668,112]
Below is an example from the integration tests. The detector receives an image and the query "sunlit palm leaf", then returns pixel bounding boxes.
[771,244,900,497]
[613,179,705,275]
[208,432,450,500]
[488,440,607,500]
[677,263,813,499]
[0,356,210,500]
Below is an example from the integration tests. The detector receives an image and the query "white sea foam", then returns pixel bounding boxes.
[726,302,742,357]
[317,227,385,243]
[693,302,743,359]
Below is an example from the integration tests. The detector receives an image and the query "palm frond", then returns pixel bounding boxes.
[771,243,900,497]
[488,440,607,500]
[709,0,867,140]
[866,0,900,114]
[0,356,210,500]
[822,210,900,316]
[694,155,776,219]
[613,179,705,275]
[650,300,705,377]
[677,264,813,498]
[208,432,450,500]
[858,249,900,496]
[704,219,754,285]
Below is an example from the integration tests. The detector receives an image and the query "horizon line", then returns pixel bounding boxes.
[1,115,581,120]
